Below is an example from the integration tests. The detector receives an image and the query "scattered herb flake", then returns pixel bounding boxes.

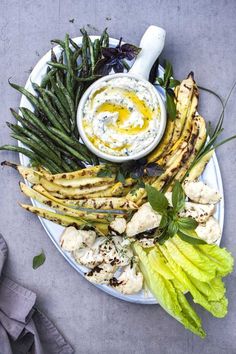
[33,250,46,270]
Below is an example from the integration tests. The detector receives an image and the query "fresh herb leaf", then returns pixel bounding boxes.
[116,159,163,182]
[95,37,141,75]
[116,170,126,183]
[177,217,198,230]
[155,60,179,120]
[33,250,46,269]
[156,77,164,86]
[177,230,206,245]
[167,220,178,238]
[172,181,185,213]
[169,78,180,88]
[159,214,169,228]
[145,184,169,213]
[97,166,113,177]
[145,181,202,246]
[145,162,163,177]
[130,179,145,195]
[163,61,173,87]
[166,90,177,120]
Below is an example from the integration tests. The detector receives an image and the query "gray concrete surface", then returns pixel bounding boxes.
[0,0,236,353]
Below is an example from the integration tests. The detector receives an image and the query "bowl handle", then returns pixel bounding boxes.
[129,25,166,80]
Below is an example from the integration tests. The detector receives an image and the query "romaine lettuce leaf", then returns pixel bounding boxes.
[189,276,226,302]
[148,248,188,293]
[197,244,234,277]
[134,243,205,338]
[172,236,217,278]
[159,244,228,318]
[164,239,214,282]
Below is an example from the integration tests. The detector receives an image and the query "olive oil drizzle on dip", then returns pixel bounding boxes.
[82,77,161,156]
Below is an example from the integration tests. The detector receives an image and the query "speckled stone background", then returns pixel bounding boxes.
[0,1,236,353]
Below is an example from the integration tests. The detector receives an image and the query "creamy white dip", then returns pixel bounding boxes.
[82,77,161,157]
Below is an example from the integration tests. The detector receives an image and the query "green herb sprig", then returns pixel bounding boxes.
[156,61,180,120]
[145,181,206,245]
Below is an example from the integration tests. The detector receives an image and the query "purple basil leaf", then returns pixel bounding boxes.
[130,166,144,179]
[101,47,118,58]
[137,157,147,166]
[121,44,141,60]
[113,60,124,73]
[94,58,111,75]
[146,163,164,177]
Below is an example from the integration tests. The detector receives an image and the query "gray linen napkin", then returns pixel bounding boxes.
[0,234,74,354]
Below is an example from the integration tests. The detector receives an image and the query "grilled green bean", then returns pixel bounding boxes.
[9,82,39,107]
[0,145,62,173]
[48,61,68,70]
[88,37,95,73]
[10,133,61,168]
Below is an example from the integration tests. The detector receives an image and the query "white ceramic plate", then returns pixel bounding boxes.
[18,36,224,304]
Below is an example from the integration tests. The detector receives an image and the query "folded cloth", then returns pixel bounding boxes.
[0,234,74,354]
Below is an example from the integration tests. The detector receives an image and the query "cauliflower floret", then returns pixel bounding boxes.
[85,263,117,284]
[99,236,133,266]
[109,217,127,234]
[111,263,143,295]
[138,238,155,248]
[73,238,105,268]
[73,236,133,269]
[113,237,133,266]
[179,202,215,223]
[196,217,221,244]
[60,226,96,251]
[183,181,221,204]
[126,202,161,237]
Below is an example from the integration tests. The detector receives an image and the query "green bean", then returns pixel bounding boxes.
[57,81,75,129]
[51,39,65,49]
[64,34,76,98]
[45,90,71,127]
[75,84,84,109]
[69,38,80,51]
[62,155,81,170]
[103,30,109,47]
[20,107,60,140]
[60,160,73,172]
[1,143,62,173]
[10,132,61,168]
[93,38,101,62]
[9,82,39,107]
[20,108,88,163]
[41,68,57,88]
[49,77,71,117]
[51,48,57,63]
[88,37,95,73]
[72,49,82,65]
[10,109,60,158]
[48,61,67,70]
[65,34,73,75]
[8,123,62,165]
[47,126,88,162]
[75,75,101,82]
[81,30,89,76]
[33,84,71,130]
[122,60,130,71]
[47,126,93,162]
[100,28,108,46]
[38,96,68,133]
